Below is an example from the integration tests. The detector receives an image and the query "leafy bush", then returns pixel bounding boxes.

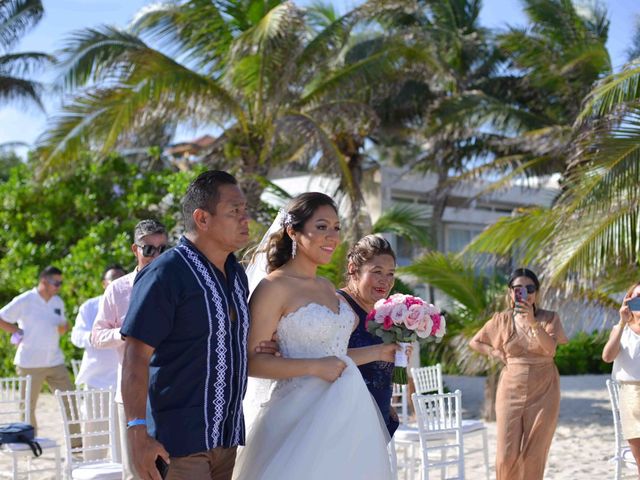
[555,330,612,375]
[0,155,201,377]
[424,329,612,376]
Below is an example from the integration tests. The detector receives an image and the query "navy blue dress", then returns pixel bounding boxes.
[339,290,399,437]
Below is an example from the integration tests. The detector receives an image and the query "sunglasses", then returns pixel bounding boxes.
[511,284,537,294]
[136,244,168,258]
[46,279,63,287]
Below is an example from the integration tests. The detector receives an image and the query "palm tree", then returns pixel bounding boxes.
[0,0,52,110]
[448,0,611,193]
[37,0,413,219]
[466,60,640,296]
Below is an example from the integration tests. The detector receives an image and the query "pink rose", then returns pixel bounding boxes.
[391,303,409,325]
[383,315,393,330]
[432,314,446,338]
[374,304,393,323]
[405,304,423,330]
[416,315,433,338]
[404,296,424,309]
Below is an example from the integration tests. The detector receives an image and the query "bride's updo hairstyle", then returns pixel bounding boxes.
[266,192,338,272]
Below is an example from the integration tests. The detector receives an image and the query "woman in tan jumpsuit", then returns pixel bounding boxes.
[469,268,568,480]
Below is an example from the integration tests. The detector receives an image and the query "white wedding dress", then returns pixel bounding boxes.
[233,300,394,480]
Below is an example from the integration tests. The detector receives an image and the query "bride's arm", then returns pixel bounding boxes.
[248,280,347,382]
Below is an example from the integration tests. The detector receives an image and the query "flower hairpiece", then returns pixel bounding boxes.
[279,208,294,227]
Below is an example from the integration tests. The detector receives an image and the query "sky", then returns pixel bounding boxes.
[1,0,639,150]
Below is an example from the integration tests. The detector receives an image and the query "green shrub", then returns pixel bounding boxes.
[0,155,201,378]
[555,330,612,375]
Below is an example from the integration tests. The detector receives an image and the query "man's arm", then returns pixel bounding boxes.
[0,316,20,335]
[70,303,92,348]
[122,336,169,480]
[91,292,125,349]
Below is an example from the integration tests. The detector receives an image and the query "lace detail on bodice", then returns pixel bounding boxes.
[276,301,354,359]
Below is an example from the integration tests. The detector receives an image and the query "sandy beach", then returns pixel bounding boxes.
[0,374,624,479]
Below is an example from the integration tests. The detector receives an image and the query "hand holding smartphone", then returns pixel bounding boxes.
[155,456,169,479]
[627,297,640,312]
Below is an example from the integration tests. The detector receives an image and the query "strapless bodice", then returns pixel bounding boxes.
[276,301,354,359]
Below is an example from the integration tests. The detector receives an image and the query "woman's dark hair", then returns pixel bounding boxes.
[265,192,338,272]
[345,235,396,285]
[507,268,541,290]
[507,267,541,314]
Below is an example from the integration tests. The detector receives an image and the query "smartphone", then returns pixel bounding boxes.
[628,297,640,312]
[155,456,169,479]
[514,286,528,303]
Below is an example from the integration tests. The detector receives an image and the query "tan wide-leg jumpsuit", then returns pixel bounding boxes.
[473,310,567,480]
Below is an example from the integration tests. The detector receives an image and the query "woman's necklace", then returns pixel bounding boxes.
[343,286,372,313]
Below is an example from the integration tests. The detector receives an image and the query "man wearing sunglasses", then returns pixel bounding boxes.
[0,266,76,435]
[91,219,168,480]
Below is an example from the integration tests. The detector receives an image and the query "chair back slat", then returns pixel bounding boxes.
[412,364,444,394]
[0,376,31,425]
[55,388,118,473]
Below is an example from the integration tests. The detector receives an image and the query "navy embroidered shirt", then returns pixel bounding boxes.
[121,236,250,457]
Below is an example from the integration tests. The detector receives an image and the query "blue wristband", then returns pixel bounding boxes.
[126,418,147,429]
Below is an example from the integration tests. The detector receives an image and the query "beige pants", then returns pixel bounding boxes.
[166,447,237,480]
[117,401,141,480]
[16,364,80,445]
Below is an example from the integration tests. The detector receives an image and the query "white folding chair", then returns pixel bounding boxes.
[391,383,410,425]
[606,379,638,479]
[55,388,121,479]
[413,364,444,395]
[70,359,82,380]
[413,391,465,480]
[412,366,489,480]
[0,375,62,479]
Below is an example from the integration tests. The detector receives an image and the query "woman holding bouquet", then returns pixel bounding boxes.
[338,234,401,436]
[469,268,567,480]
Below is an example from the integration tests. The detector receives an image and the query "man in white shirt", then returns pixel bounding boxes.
[92,220,168,480]
[0,266,75,434]
[71,264,127,461]
[71,264,126,389]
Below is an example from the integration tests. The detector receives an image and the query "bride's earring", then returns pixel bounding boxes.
[291,238,297,258]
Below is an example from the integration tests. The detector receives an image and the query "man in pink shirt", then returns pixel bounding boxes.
[91,219,168,480]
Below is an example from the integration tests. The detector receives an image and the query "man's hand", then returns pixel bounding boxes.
[58,322,70,335]
[254,333,280,356]
[128,427,170,480]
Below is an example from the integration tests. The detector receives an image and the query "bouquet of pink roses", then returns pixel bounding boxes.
[366,293,446,384]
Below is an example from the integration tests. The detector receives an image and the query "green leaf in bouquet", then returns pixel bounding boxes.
[380,331,395,343]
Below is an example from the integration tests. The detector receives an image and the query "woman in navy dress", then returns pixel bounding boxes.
[338,234,400,437]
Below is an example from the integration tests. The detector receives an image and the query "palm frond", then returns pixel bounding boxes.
[0,0,43,48]
[372,203,431,247]
[131,0,233,74]
[577,62,640,122]
[0,73,42,108]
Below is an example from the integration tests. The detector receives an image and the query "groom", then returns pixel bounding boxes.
[121,170,253,480]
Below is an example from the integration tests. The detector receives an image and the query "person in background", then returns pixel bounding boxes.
[92,220,169,480]
[0,266,77,438]
[469,267,567,480]
[72,264,126,389]
[71,263,126,460]
[338,234,401,436]
[602,281,640,476]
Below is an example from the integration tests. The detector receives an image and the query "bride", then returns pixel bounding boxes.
[233,192,395,480]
